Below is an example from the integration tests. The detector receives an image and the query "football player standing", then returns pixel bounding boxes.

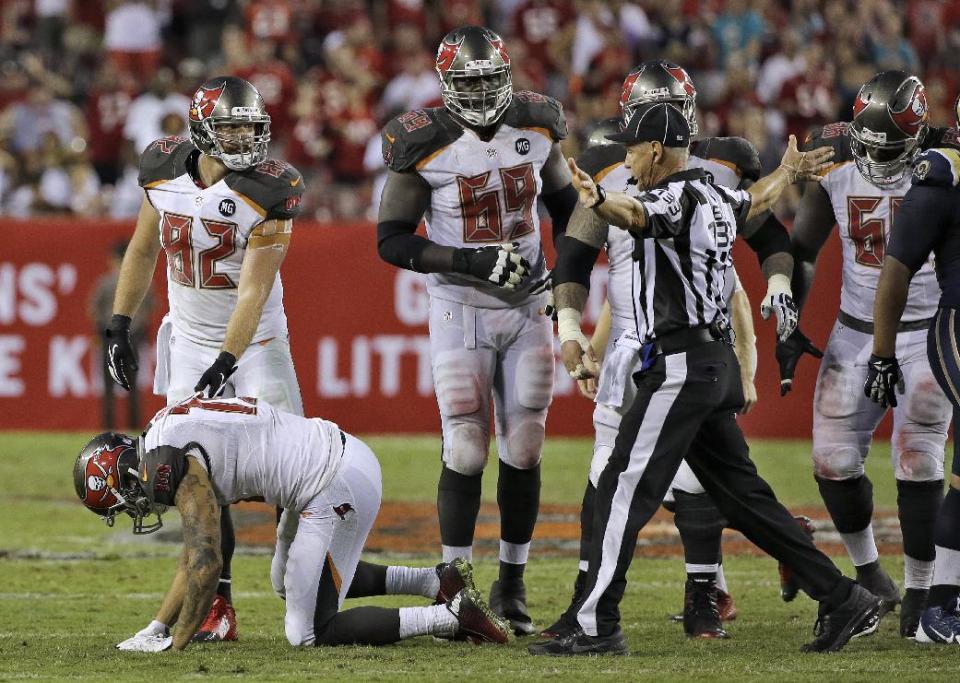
[376,25,578,635]
[542,63,790,641]
[783,70,958,637]
[104,76,305,643]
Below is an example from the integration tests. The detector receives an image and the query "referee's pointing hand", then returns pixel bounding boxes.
[568,157,600,207]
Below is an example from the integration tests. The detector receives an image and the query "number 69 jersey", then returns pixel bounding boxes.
[382,91,567,309]
[804,123,960,322]
[138,136,305,345]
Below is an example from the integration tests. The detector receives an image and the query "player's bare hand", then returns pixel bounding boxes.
[739,375,757,414]
[567,157,600,207]
[561,339,599,380]
[779,135,834,183]
[577,376,598,400]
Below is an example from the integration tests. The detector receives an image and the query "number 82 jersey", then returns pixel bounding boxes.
[382,91,567,309]
[138,136,304,345]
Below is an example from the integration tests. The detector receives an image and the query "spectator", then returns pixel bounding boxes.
[104,0,162,81]
[869,14,920,73]
[232,38,298,144]
[379,47,441,114]
[777,43,838,140]
[712,0,766,68]
[85,63,135,184]
[122,67,190,154]
[4,81,85,159]
[756,29,805,104]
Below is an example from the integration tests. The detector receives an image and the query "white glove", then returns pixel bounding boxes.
[116,621,172,652]
[760,274,799,342]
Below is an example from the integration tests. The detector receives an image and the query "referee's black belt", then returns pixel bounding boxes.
[648,323,731,356]
[837,310,932,334]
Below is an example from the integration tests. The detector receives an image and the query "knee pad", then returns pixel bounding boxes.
[671,460,706,495]
[515,347,554,411]
[815,363,861,419]
[812,445,865,480]
[434,353,484,417]
[501,417,545,470]
[903,372,952,427]
[894,440,945,481]
[443,422,488,475]
[285,619,315,647]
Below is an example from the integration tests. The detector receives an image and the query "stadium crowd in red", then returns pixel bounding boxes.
[0,0,957,221]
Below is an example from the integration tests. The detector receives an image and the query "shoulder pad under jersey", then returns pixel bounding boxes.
[138,136,195,188]
[225,159,305,221]
[911,148,960,188]
[802,122,853,162]
[138,444,189,508]
[381,107,464,173]
[690,136,762,181]
[501,91,568,142]
[576,142,626,182]
[923,127,960,152]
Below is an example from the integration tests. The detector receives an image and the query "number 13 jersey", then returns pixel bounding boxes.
[138,136,305,345]
[805,123,959,322]
[382,91,567,309]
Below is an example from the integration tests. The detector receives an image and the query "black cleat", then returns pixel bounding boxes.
[855,561,901,617]
[779,516,815,602]
[900,587,928,638]
[682,578,729,639]
[435,558,475,603]
[528,627,629,656]
[489,579,537,636]
[801,584,882,653]
[540,573,586,639]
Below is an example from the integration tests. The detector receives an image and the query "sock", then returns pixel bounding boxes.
[497,460,541,570]
[499,557,525,585]
[686,564,719,577]
[674,491,725,568]
[145,620,168,636]
[386,566,440,599]
[438,465,482,563]
[817,476,877,566]
[579,482,596,566]
[929,486,960,606]
[346,561,388,598]
[716,563,728,593]
[398,604,458,639]
[689,571,717,583]
[897,479,943,586]
[218,505,234,602]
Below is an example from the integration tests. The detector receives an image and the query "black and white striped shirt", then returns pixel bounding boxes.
[629,168,752,342]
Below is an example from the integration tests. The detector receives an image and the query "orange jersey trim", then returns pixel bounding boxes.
[415,145,451,171]
[233,191,267,218]
[143,179,169,189]
[521,126,553,141]
[593,162,623,184]
[326,553,342,593]
[707,158,742,177]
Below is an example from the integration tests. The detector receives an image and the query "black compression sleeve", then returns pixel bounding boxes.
[887,185,951,273]
[743,211,790,266]
[553,235,601,288]
[541,184,579,248]
[377,220,453,273]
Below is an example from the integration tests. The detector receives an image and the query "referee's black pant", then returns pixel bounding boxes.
[577,338,853,637]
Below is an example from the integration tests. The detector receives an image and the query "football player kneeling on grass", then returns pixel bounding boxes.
[73,395,509,651]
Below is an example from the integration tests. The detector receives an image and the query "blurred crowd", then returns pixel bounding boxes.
[1,0,958,221]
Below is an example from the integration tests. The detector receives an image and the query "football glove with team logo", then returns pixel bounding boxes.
[105,314,138,391]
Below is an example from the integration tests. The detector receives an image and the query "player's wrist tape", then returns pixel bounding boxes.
[557,308,588,347]
[764,273,792,300]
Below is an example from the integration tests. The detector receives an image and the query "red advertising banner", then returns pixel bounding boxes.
[0,219,849,437]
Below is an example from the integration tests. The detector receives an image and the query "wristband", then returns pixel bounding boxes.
[589,185,606,209]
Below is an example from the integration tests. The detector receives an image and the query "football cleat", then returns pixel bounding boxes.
[671,588,737,624]
[435,558,475,604]
[527,627,629,656]
[855,561,901,617]
[116,630,173,652]
[540,573,587,639]
[446,587,510,644]
[683,578,728,639]
[800,584,882,653]
[915,599,960,644]
[900,587,928,638]
[489,579,537,636]
[778,515,815,602]
[192,595,238,642]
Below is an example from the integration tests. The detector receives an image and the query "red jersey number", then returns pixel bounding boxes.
[168,396,259,416]
[160,213,238,289]
[847,196,902,268]
[458,162,537,243]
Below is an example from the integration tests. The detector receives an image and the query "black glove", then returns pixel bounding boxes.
[863,354,905,408]
[452,242,530,290]
[528,270,557,320]
[194,352,237,398]
[775,328,823,396]
[104,314,138,391]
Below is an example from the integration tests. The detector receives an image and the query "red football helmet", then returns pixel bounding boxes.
[73,432,163,534]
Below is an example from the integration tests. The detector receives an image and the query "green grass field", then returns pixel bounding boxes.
[0,432,955,681]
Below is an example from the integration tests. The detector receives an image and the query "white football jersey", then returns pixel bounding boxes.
[138,137,304,345]
[585,141,749,330]
[819,161,938,322]
[142,396,343,511]
[382,93,567,309]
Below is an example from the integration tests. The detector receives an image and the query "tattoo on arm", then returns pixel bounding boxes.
[554,282,588,313]
[566,204,609,248]
[171,462,222,650]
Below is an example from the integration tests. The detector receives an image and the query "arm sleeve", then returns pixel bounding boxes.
[553,235,601,288]
[887,184,952,274]
[376,220,453,273]
[541,184,578,248]
[743,211,790,265]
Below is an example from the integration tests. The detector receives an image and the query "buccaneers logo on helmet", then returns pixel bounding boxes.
[189,82,226,122]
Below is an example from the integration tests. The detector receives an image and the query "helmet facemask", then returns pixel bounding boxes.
[200,115,271,171]
[849,123,923,187]
[441,66,513,128]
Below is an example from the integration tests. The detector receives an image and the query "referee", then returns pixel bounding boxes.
[530,103,882,656]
